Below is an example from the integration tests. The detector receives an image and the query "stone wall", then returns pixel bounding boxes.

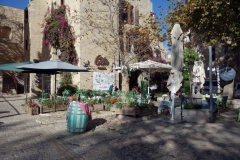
[0,5,24,93]
[26,0,153,95]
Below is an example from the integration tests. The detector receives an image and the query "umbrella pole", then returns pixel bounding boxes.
[25,73,28,104]
[54,74,57,112]
[148,68,150,94]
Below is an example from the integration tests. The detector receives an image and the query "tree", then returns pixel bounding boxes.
[182,48,199,97]
[165,0,240,46]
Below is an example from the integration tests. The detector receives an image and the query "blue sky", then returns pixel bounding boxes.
[0,0,29,9]
[0,0,172,15]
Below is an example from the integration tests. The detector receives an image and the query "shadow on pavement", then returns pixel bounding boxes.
[87,118,107,131]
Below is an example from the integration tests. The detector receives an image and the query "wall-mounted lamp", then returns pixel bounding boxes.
[57,49,61,56]
[111,63,116,72]
[112,63,116,69]
[83,60,90,67]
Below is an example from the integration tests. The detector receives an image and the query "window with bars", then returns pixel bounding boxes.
[44,74,51,94]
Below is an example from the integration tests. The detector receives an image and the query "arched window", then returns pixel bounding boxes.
[0,26,11,39]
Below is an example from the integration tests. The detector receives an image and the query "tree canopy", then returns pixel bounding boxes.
[165,0,240,46]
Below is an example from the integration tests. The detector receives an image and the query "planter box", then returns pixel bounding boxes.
[90,104,105,111]
[56,105,67,111]
[139,106,158,116]
[26,107,39,115]
[40,105,55,114]
[113,107,140,117]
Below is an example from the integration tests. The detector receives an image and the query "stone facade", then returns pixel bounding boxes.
[0,5,24,93]
[25,0,155,96]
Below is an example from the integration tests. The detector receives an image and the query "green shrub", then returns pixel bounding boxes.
[183,103,191,109]
[42,100,55,108]
[57,84,78,95]
[182,81,190,96]
[193,104,202,109]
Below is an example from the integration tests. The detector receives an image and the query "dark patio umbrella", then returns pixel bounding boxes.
[0,61,58,103]
[0,61,33,72]
[17,60,89,96]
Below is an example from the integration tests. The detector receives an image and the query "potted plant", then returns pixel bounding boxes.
[111,91,140,117]
[25,99,40,115]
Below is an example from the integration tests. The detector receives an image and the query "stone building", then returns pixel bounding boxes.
[0,5,24,94]
[24,0,165,96]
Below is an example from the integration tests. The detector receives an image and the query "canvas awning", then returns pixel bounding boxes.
[129,59,172,72]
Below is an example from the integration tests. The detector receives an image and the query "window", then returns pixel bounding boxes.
[0,26,11,39]
[25,39,28,50]
[126,32,140,53]
[134,8,139,26]
[24,9,28,23]
[127,5,134,24]
[44,74,51,94]
[121,3,134,25]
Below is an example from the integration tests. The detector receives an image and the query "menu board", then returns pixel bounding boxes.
[93,72,115,90]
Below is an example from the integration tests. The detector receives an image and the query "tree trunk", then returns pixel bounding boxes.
[121,75,130,91]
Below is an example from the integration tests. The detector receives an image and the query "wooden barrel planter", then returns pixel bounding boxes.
[67,102,89,133]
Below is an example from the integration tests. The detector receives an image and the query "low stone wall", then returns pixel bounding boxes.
[175,108,210,123]
[228,99,240,109]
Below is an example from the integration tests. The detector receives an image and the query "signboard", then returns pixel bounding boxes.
[94,55,109,66]
[93,72,114,90]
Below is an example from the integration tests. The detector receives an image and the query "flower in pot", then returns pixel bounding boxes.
[26,99,40,115]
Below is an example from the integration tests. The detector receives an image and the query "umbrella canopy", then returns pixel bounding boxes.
[17,60,89,99]
[220,67,236,81]
[167,23,184,121]
[0,61,60,74]
[17,60,89,72]
[0,61,33,72]
[167,23,184,93]
[170,23,184,71]
[129,59,172,72]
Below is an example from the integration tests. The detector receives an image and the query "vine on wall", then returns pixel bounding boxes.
[42,4,78,65]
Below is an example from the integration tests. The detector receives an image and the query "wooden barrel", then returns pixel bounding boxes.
[67,102,89,133]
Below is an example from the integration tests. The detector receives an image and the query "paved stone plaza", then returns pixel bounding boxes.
[0,94,240,160]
